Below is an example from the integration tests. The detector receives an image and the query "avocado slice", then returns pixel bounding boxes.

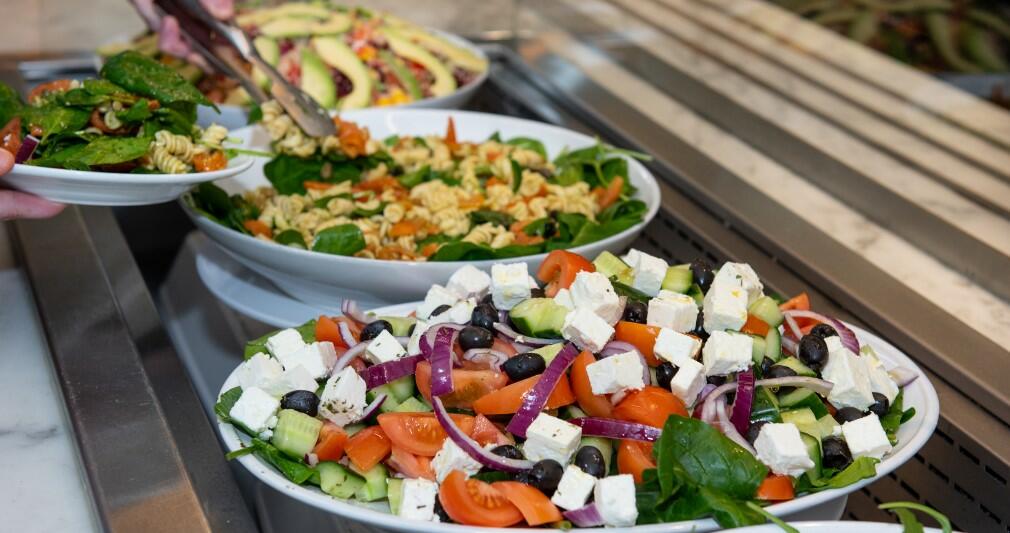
[378,50,422,100]
[312,13,352,35]
[392,26,487,73]
[252,36,280,90]
[258,13,351,38]
[382,29,456,97]
[237,3,331,27]
[300,47,337,109]
[311,36,372,110]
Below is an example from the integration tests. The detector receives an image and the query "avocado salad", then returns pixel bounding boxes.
[100,3,487,109]
[0,51,231,174]
[187,110,649,261]
[217,248,920,529]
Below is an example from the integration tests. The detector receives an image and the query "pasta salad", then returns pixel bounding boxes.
[188,102,649,262]
[0,52,231,174]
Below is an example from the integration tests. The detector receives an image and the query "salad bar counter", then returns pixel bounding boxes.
[3,1,1010,532]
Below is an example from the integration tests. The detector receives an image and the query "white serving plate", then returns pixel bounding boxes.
[216,307,939,533]
[2,137,253,207]
[196,29,489,130]
[183,109,661,308]
[733,522,947,532]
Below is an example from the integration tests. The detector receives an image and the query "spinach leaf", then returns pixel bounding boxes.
[151,101,198,135]
[214,386,243,422]
[101,50,212,106]
[118,99,153,122]
[795,457,879,492]
[702,486,766,528]
[522,217,552,238]
[414,233,459,251]
[62,136,151,167]
[891,509,926,533]
[745,502,800,533]
[569,217,641,247]
[312,224,366,256]
[352,201,386,217]
[58,88,110,107]
[82,79,128,96]
[509,157,522,193]
[554,212,588,242]
[274,229,307,249]
[383,134,399,147]
[505,136,547,159]
[314,193,352,209]
[428,241,543,261]
[248,438,317,484]
[396,164,458,188]
[554,162,583,186]
[20,104,90,139]
[469,209,514,228]
[487,131,502,142]
[264,155,327,194]
[879,502,952,533]
[246,104,263,125]
[0,83,23,126]
[880,390,915,444]
[598,199,647,224]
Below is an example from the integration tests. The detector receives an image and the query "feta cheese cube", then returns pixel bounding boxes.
[585,351,646,395]
[237,352,284,392]
[626,249,668,297]
[398,478,439,521]
[229,387,280,437]
[551,465,597,510]
[842,413,892,460]
[553,288,575,310]
[714,262,764,305]
[264,328,306,359]
[647,290,699,332]
[562,307,615,353]
[318,367,366,426]
[417,285,460,319]
[821,337,875,410]
[863,353,899,404]
[429,300,475,325]
[491,263,531,310]
[594,475,638,527]
[754,423,815,477]
[668,358,707,406]
[523,413,582,464]
[701,331,753,376]
[702,283,748,333]
[366,330,407,364]
[431,438,483,482]
[407,320,429,356]
[653,328,702,366]
[277,341,337,379]
[446,265,491,299]
[569,271,623,325]
[270,365,319,397]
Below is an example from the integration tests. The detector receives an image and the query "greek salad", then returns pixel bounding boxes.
[217,249,919,529]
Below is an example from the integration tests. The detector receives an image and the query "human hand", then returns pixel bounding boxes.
[131,0,236,70]
[0,149,65,221]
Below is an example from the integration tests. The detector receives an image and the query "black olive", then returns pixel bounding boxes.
[746,421,768,444]
[809,323,837,340]
[491,444,524,460]
[798,334,828,373]
[690,259,714,293]
[480,293,495,306]
[459,325,494,351]
[821,436,853,470]
[834,407,867,424]
[707,375,727,387]
[501,352,546,382]
[656,362,676,390]
[765,364,798,394]
[429,304,452,318]
[407,323,417,336]
[574,446,607,478]
[280,390,320,417]
[522,459,564,496]
[868,393,890,418]
[530,287,546,298]
[759,356,776,377]
[433,499,453,523]
[622,300,648,324]
[471,303,498,331]
[692,311,709,341]
[360,320,393,341]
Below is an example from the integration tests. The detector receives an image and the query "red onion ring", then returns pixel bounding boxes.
[781,336,798,356]
[783,310,860,354]
[338,321,358,348]
[569,417,661,442]
[715,396,755,454]
[360,355,423,390]
[692,383,718,419]
[783,313,803,341]
[14,135,39,163]
[354,393,386,423]
[506,343,580,437]
[332,342,367,374]
[432,397,533,472]
[889,366,919,387]
[421,323,465,357]
[492,322,560,346]
[564,503,605,527]
[729,369,755,436]
[341,300,369,325]
[462,349,510,371]
[428,327,457,397]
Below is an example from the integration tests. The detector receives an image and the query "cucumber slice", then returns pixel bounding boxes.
[344,423,366,437]
[354,463,389,502]
[748,296,784,328]
[686,283,704,306]
[772,357,816,377]
[781,407,818,430]
[579,436,614,473]
[661,266,693,294]
[566,405,588,419]
[368,385,402,414]
[778,388,830,419]
[750,335,768,366]
[800,432,822,481]
[387,478,405,515]
[394,396,432,413]
[750,386,782,424]
[386,375,416,403]
[816,414,839,439]
[509,298,568,339]
[272,409,323,460]
[319,461,365,499]
[377,316,417,338]
[532,343,564,365]
[593,251,633,284]
[764,328,782,362]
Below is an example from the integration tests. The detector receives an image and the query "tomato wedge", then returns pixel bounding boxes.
[377,412,475,457]
[756,474,795,501]
[536,250,595,297]
[779,292,810,311]
[387,445,435,481]
[570,350,613,418]
[1,117,21,155]
[344,426,391,471]
[472,373,575,415]
[614,321,662,366]
[613,386,688,428]
[439,470,523,527]
[471,414,513,447]
[493,481,563,526]
[740,314,770,337]
[312,422,348,462]
[416,361,509,409]
[617,440,655,484]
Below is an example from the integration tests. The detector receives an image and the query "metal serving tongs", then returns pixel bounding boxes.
[152,0,336,137]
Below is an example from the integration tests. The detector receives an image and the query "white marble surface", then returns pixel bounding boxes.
[0,224,99,533]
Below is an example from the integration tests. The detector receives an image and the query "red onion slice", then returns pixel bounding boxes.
[729,369,755,436]
[569,417,661,442]
[564,502,605,527]
[692,383,718,419]
[421,323,465,358]
[462,348,510,371]
[783,313,803,341]
[354,393,386,423]
[429,327,456,396]
[493,322,560,346]
[715,396,755,454]
[14,135,39,163]
[783,310,860,354]
[781,336,798,356]
[360,355,423,390]
[341,300,369,325]
[506,343,580,438]
[338,321,358,348]
[889,366,919,387]
[703,376,833,422]
[332,342,367,374]
[432,397,533,473]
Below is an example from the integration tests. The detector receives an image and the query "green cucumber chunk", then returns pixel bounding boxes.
[343,423,366,437]
[385,375,416,403]
[816,414,839,439]
[377,316,417,338]
[579,436,614,473]
[686,283,704,306]
[781,407,818,435]
[509,298,568,338]
[748,296,784,328]
[272,409,323,460]
[319,461,365,499]
[800,432,823,481]
[394,396,432,413]
[354,463,389,501]
[661,265,693,294]
[750,334,768,366]
[387,478,405,515]
[368,385,402,414]
[764,328,782,362]
[772,356,816,378]
[532,343,564,365]
[593,251,633,284]
[778,388,830,419]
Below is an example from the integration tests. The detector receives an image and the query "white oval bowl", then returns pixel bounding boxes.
[216,305,939,533]
[196,29,489,130]
[183,109,661,308]
[733,522,948,533]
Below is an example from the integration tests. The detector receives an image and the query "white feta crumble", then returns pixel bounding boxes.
[647,290,698,333]
[753,423,815,477]
[702,281,748,333]
[398,478,439,521]
[431,438,483,483]
[585,351,646,395]
[561,307,615,353]
[446,264,491,299]
[229,387,280,436]
[277,341,337,379]
[551,465,597,511]
[862,350,899,404]
[407,320,429,356]
[821,337,875,410]
[653,327,702,366]
[594,474,638,527]
[553,288,575,310]
[626,249,668,297]
[417,284,460,319]
[271,365,319,397]
[264,328,307,359]
[668,358,707,407]
[429,300,475,325]
[569,271,623,325]
[318,367,366,426]
[365,329,407,364]
[714,262,764,305]
[701,330,753,376]
[523,413,582,465]
[842,413,892,460]
[491,263,532,310]
[237,352,284,392]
